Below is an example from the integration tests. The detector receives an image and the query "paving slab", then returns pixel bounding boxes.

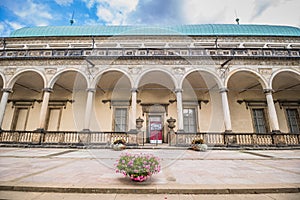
[0,148,300,194]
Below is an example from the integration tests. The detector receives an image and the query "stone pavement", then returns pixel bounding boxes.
[0,147,299,198]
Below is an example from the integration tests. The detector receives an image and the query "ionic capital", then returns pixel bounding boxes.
[174,88,183,93]
[2,88,13,93]
[43,88,53,93]
[131,88,138,93]
[87,88,96,93]
[219,88,229,93]
[263,89,274,94]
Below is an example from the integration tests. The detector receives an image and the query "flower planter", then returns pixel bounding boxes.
[191,144,208,151]
[112,144,126,151]
[116,153,160,182]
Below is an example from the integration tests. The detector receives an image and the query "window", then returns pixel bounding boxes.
[286,109,300,133]
[252,108,268,133]
[11,107,29,130]
[46,108,62,131]
[183,108,197,133]
[114,108,127,132]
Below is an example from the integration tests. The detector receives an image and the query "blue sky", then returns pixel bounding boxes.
[0,0,299,37]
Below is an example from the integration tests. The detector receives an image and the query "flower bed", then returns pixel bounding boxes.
[115,153,161,182]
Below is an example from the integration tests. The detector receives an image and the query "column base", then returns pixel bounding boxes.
[35,128,45,133]
[224,130,233,133]
[271,130,281,134]
[81,129,91,133]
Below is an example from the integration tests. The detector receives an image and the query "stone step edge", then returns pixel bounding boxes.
[0,185,299,194]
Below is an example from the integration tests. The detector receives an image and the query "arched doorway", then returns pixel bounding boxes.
[272,70,300,133]
[137,70,176,143]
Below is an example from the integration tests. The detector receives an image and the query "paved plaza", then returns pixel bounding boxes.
[0,147,300,199]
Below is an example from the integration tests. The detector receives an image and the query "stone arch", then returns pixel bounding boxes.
[225,68,268,89]
[7,68,47,89]
[135,68,177,89]
[91,68,133,89]
[48,68,89,88]
[269,69,300,89]
[179,68,223,89]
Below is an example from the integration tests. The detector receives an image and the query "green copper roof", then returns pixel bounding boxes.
[9,24,300,37]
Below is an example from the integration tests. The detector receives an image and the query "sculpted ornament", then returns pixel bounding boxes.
[128,66,142,75]
[45,68,57,74]
[258,68,272,75]
[172,67,185,75]
[4,68,17,75]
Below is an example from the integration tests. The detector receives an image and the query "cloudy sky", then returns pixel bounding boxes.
[0,0,299,37]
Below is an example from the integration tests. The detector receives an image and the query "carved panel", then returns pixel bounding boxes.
[45,68,57,74]
[4,68,17,75]
[128,66,142,75]
[258,68,272,75]
[172,67,185,75]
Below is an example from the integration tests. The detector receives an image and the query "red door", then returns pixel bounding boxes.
[149,116,162,144]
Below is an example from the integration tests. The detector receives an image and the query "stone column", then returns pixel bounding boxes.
[0,88,12,130]
[219,88,232,132]
[175,88,184,132]
[129,88,138,131]
[38,88,53,131]
[264,89,280,132]
[83,88,96,131]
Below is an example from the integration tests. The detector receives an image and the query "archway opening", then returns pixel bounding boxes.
[182,71,222,133]
[4,71,44,131]
[227,71,266,133]
[137,71,176,143]
[50,71,87,131]
[95,71,131,132]
[272,71,300,133]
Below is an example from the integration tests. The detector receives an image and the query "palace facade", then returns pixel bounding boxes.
[0,24,299,147]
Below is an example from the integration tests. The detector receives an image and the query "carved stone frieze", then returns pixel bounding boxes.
[0,59,83,66]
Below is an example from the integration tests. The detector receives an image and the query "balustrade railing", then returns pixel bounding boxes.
[0,130,128,146]
[0,130,299,147]
[175,132,300,147]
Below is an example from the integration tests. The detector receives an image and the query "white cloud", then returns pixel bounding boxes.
[55,0,73,6]
[7,0,53,26]
[82,0,96,9]
[82,0,139,25]
[97,6,114,22]
[6,21,24,30]
[0,21,24,37]
[180,0,300,27]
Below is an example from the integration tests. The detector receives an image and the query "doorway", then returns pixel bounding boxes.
[148,115,163,144]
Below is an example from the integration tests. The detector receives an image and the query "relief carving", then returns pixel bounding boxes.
[172,67,185,75]
[258,68,272,75]
[128,66,142,75]
[45,68,57,74]
[4,68,17,75]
